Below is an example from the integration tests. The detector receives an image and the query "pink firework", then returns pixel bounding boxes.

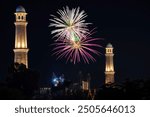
[51,30,102,64]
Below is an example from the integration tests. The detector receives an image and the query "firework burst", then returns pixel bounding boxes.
[49,6,90,41]
[50,7,102,64]
[51,31,102,64]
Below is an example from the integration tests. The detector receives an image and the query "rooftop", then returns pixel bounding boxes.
[106,43,113,48]
[16,6,26,13]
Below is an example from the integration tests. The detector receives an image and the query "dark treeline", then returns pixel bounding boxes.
[0,63,39,99]
[0,64,150,100]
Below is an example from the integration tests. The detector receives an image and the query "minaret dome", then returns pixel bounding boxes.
[106,43,113,48]
[16,6,26,12]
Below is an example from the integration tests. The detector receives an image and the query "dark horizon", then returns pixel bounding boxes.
[0,0,150,87]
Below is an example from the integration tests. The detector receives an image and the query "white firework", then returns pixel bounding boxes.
[49,6,90,41]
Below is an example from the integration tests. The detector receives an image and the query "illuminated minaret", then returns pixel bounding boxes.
[105,43,115,84]
[13,6,29,68]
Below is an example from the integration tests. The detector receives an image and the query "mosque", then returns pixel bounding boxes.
[13,6,115,86]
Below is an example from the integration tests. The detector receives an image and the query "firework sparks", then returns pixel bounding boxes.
[51,31,102,64]
[49,6,90,41]
[50,7,102,64]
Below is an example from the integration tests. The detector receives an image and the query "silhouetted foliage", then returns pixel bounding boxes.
[0,64,150,100]
[0,63,40,99]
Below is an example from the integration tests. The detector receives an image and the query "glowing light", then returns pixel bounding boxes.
[82,81,89,91]
[17,42,20,48]
[59,76,64,84]
[52,77,59,87]
[49,6,90,41]
[22,42,25,48]
[51,74,65,87]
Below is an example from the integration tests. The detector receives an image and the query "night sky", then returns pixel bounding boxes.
[0,0,150,86]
